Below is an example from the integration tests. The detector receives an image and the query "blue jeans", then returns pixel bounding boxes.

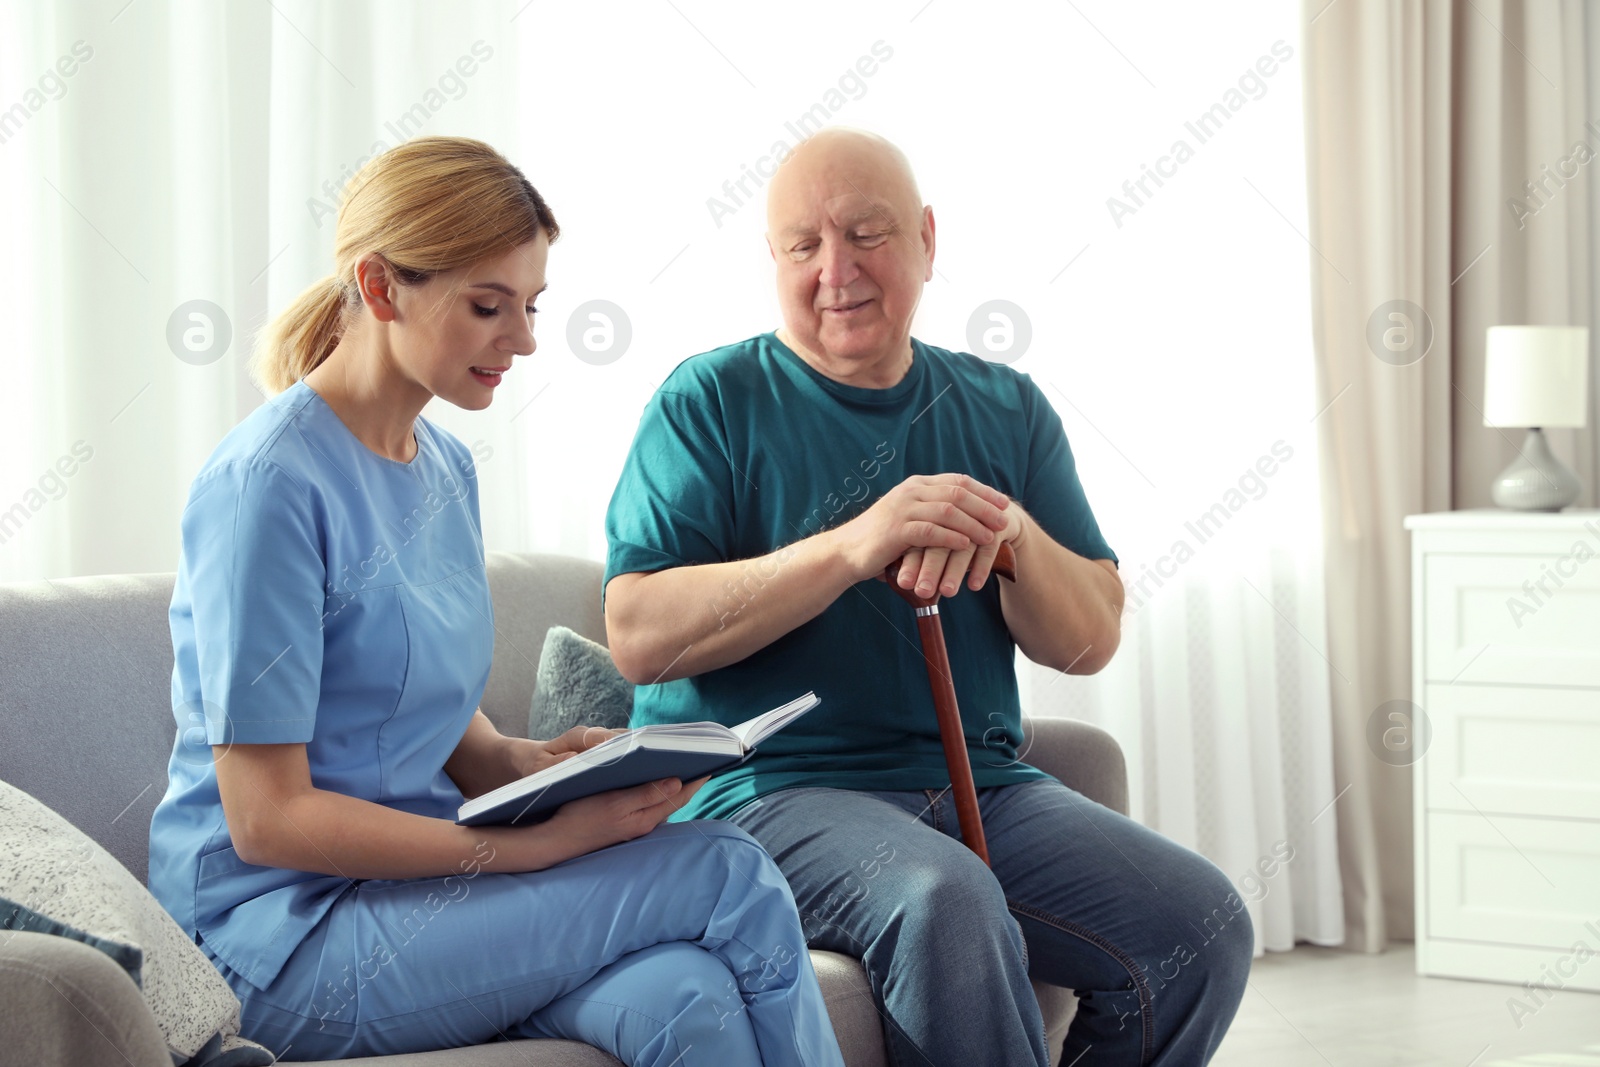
[726,780,1252,1066]
[201,821,844,1066]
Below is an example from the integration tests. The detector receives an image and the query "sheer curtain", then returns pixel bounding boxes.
[1003,4,1345,955]
[1303,0,1599,952]
[0,0,526,583]
[3,0,1344,948]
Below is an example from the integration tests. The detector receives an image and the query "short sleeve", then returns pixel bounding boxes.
[1016,375,1119,566]
[604,387,738,588]
[179,460,326,744]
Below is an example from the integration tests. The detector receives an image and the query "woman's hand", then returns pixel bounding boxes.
[508,725,626,778]
[537,775,712,857]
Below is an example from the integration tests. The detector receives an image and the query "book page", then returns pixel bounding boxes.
[458,691,820,823]
[727,691,820,750]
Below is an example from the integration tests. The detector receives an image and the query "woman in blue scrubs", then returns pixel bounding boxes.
[147,136,844,1066]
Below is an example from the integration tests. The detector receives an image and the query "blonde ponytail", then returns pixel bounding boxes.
[248,137,559,396]
[250,275,354,395]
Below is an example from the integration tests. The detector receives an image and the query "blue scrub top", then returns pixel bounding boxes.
[148,380,493,991]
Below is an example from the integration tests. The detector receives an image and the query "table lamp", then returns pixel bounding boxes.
[1483,325,1590,510]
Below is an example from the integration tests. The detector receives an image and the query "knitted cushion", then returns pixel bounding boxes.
[528,625,634,740]
[0,779,274,1065]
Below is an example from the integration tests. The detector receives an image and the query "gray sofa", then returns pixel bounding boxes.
[0,552,1130,1066]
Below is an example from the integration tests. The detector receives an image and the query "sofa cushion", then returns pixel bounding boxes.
[2,893,145,979]
[478,554,608,741]
[0,778,273,1066]
[527,626,634,741]
[0,930,176,1067]
[0,572,182,885]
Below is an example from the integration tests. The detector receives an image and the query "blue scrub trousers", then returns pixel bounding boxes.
[202,821,844,1066]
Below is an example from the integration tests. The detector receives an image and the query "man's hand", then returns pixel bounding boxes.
[894,494,1029,600]
[606,475,1020,684]
[832,473,1013,598]
[508,726,626,779]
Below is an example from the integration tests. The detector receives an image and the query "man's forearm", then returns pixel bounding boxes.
[605,528,859,684]
[999,510,1123,674]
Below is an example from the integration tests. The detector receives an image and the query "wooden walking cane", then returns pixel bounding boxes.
[885,541,1018,866]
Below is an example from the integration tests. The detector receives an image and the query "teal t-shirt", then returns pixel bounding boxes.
[604,332,1117,821]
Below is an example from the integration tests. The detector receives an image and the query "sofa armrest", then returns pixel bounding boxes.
[1020,716,1130,816]
[0,931,172,1067]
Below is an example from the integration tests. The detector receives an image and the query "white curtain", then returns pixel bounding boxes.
[3,0,1344,949]
[1300,0,1599,953]
[0,0,527,582]
[1011,5,1347,954]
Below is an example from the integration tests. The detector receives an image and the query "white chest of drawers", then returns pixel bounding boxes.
[1405,510,1600,992]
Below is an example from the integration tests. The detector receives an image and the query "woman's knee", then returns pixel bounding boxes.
[643,821,810,946]
[678,818,776,855]
[669,820,796,891]
[534,941,762,1064]
[626,942,762,1048]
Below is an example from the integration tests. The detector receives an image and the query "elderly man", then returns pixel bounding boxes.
[603,128,1251,1066]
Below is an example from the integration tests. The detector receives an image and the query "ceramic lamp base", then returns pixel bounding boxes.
[1490,427,1581,511]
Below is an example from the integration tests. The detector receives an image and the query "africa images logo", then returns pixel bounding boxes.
[1104,40,1294,230]
[704,41,894,229]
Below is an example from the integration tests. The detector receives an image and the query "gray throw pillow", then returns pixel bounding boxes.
[528,625,635,740]
[0,779,275,1066]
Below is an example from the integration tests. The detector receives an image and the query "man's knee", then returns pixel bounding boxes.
[884,851,1015,949]
[1208,878,1255,987]
[1144,854,1255,997]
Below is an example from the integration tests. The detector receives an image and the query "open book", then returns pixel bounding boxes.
[456,691,821,827]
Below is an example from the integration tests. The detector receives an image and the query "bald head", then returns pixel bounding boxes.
[766,128,923,237]
[764,128,936,388]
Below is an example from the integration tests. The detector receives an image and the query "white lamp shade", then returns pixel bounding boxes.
[1483,325,1591,428]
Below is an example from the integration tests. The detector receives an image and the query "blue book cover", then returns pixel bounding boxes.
[456,692,819,827]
